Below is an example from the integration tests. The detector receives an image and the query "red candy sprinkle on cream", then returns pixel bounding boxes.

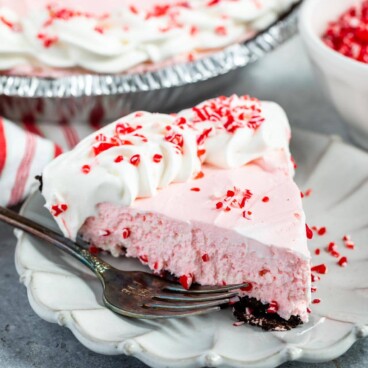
[114,155,124,163]
[81,164,91,174]
[312,298,321,304]
[130,154,141,166]
[262,196,270,202]
[153,154,163,163]
[191,187,201,192]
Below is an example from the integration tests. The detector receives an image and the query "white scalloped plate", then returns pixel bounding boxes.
[15,129,368,368]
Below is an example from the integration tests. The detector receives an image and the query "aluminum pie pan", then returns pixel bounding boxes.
[0,1,302,123]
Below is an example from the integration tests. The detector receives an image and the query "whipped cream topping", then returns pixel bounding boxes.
[42,95,293,239]
[0,0,298,74]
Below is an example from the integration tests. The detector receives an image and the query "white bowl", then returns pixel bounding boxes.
[299,0,368,150]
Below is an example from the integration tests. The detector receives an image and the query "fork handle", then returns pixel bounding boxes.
[0,206,111,277]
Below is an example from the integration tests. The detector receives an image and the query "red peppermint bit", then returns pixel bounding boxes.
[338,256,348,267]
[202,254,210,262]
[190,25,198,36]
[130,154,141,166]
[262,196,270,203]
[240,282,253,292]
[197,149,206,157]
[315,248,321,255]
[215,25,227,36]
[306,224,314,239]
[95,133,106,142]
[146,4,170,19]
[207,0,220,6]
[216,202,223,209]
[114,155,124,163]
[179,274,194,290]
[304,189,313,197]
[311,274,320,282]
[51,204,68,217]
[311,286,317,293]
[342,235,350,241]
[195,171,204,179]
[330,250,341,258]
[317,227,327,236]
[187,53,195,62]
[227,190,235,197]
[312,298,321,304]
[190,187,200,192]
[122,228,131,239]
[93,142,119,156]
[242,210,252,219]
[266,301,279,314]
[259,269,269,277]
[225,206,231,212]
[165,132,184,148]
[81,164,91,174]
[115,122,135,135]
[0,16,18,30]
[327,242,337,252]
[153,154,163,163]
[129,5,138,14]
[94,26,104,34]
[139,255,149,263]
[300,191,304,198]
[37,33,58,48]
[88,245,100,255]
[311,264,328,274]
[98,229,111,237]
[153,262,159,270]
[197,128,213,146]
[307,307,312,314]
[291,155,298,169]
[121,140,133,145]
[345,241,355,249]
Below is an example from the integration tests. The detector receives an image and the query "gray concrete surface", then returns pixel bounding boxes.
[0,37,366,367]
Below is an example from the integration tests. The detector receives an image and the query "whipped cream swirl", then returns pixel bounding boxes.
[0,0,298,74]
[42,95,293,239]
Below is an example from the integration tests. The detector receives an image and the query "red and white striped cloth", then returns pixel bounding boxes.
[0,117,68,207]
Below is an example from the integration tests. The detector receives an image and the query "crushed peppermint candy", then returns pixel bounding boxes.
[122,228,131,239]
[311,264,328,274]
[214,187,253,218]
[179,274,194,290]
[51,203,68,217]
[322,1,368,64]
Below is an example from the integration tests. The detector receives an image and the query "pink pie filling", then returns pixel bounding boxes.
[80,159,310,322]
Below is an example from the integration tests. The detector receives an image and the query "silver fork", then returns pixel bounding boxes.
[0,206,248,319]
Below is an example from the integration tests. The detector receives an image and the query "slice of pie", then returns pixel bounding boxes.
[41,95,311,330]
